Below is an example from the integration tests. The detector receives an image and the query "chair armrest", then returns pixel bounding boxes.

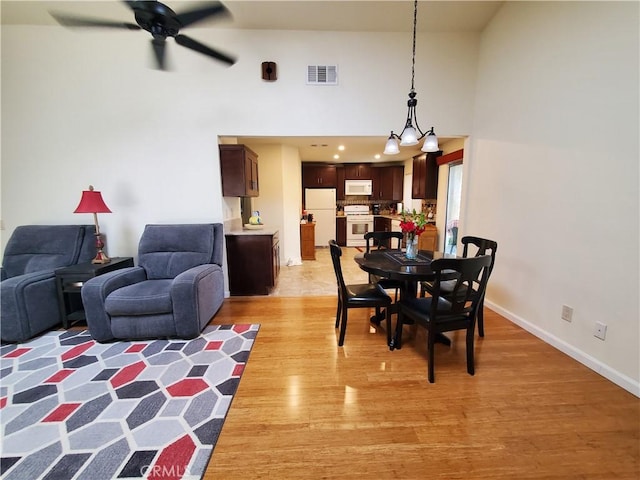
[82,266,147,342]
[1,270,60,342]
[171,264,224,338]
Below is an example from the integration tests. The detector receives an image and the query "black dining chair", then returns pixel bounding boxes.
[364,231,403,252]
[394,254,492,383]
[364,231,404,319]
[421,236,497,337]
[329,240,392,346]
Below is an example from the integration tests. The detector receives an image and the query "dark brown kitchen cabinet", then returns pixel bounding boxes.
[372,166,404,201]
[336,216,347,246]
[336,167,345,200]
[225,232,279,295]
[373,217,392,248]
[411,151,441,200]
[219,144,259,197]
[344,163,372,180]
[374,216,391,232]
[302,164,337,188]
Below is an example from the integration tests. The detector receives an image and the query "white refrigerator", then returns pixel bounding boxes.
[305,188,337,247]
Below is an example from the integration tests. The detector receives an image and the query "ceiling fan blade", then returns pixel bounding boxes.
[175,34,236,65]
[151,37,168,70]
[50,12,141,30]
[175,2,230,28]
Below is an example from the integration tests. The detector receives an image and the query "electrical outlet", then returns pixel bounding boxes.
[594,322,607,340]
[561,305,573,322]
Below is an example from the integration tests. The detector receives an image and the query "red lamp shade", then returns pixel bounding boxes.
[74,185,111,214]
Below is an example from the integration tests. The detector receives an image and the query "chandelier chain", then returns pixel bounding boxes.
[410,0,417,92]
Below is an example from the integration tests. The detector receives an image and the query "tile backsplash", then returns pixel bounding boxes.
[336,198,436,215]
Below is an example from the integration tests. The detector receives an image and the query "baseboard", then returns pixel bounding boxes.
[485,300,640,398]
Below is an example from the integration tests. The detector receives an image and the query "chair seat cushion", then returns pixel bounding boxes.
[345,283,391,307]
[105,279,173,316]
[399,296,457,324]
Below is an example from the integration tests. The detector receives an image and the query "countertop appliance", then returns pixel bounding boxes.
[344,204,374,247]
[305,188,337,247]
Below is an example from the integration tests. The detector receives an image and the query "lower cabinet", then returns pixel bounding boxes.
[300,223,316,260]
[226,232,279,295]
[336,217,347,246]
[373,217,392,248]
[418,226,438,252]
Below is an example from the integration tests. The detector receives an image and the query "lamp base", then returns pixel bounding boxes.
[91,232,110,264]
[92,251,110,264]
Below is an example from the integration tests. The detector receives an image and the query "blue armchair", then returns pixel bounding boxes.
[81,223,225,342]
[1,224,96,343]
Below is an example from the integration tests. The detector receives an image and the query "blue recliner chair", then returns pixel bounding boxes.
[81,223,225,342]
[1,224,96,343]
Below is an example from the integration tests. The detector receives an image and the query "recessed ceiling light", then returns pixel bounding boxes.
[374,154,381,159]
[333,154,340,159]
[338,145,345,151]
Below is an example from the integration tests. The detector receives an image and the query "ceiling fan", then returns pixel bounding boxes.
[50,1,237,70]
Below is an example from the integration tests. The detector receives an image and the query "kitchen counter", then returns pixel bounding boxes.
[225,226,279,236]
[224,216,279,236]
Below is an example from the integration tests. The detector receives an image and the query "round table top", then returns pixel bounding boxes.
[354,250,456,282]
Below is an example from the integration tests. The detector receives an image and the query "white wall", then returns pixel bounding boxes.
[250,143,303,265]
[467,1,639,393]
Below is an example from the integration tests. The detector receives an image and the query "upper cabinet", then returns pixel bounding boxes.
[219,144,259,197]
[336,167,345,200]
[302,164,337,188]
[412,151,441,200]
[344,163,372,180]
[372,166,404,201]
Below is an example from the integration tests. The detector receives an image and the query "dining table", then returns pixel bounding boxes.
[354,248,457,348]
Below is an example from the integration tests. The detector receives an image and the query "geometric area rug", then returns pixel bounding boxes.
[0,324,259,480]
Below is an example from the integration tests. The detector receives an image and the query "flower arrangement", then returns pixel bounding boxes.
[399,209,427,242]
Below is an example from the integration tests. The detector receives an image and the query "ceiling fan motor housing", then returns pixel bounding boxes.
[134,2,181,38]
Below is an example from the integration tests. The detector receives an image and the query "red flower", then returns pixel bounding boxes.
[400,210,427,238]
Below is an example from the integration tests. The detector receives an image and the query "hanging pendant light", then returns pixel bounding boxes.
[383,0,439,155]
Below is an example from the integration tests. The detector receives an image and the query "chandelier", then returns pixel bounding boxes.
[383,0,439,155]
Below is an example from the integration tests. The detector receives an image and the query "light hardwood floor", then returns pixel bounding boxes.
[205,251,640,479]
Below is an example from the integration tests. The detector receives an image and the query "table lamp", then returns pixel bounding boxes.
[74,185,112,264]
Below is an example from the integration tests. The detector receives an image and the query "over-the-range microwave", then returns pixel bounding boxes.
[345,179,372,196]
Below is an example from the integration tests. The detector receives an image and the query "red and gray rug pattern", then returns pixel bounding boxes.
[0,324,259,480]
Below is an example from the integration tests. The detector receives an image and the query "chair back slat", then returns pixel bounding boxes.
[430,255,492,319]
[329,240,347,297]
[461,236,498,274]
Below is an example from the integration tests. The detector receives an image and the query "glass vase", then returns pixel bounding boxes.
[405,235,418,259]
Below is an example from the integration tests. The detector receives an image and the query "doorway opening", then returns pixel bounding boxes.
[444,162,463,254]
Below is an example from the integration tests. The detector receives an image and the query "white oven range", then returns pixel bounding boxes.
[344,205,374,247]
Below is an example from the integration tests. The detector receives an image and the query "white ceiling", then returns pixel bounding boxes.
[1,1,503,32]
[2,1,502,163]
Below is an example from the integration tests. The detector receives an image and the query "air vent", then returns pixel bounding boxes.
[307,65,338,85]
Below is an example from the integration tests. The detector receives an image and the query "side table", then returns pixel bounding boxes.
[55,257,134,328]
